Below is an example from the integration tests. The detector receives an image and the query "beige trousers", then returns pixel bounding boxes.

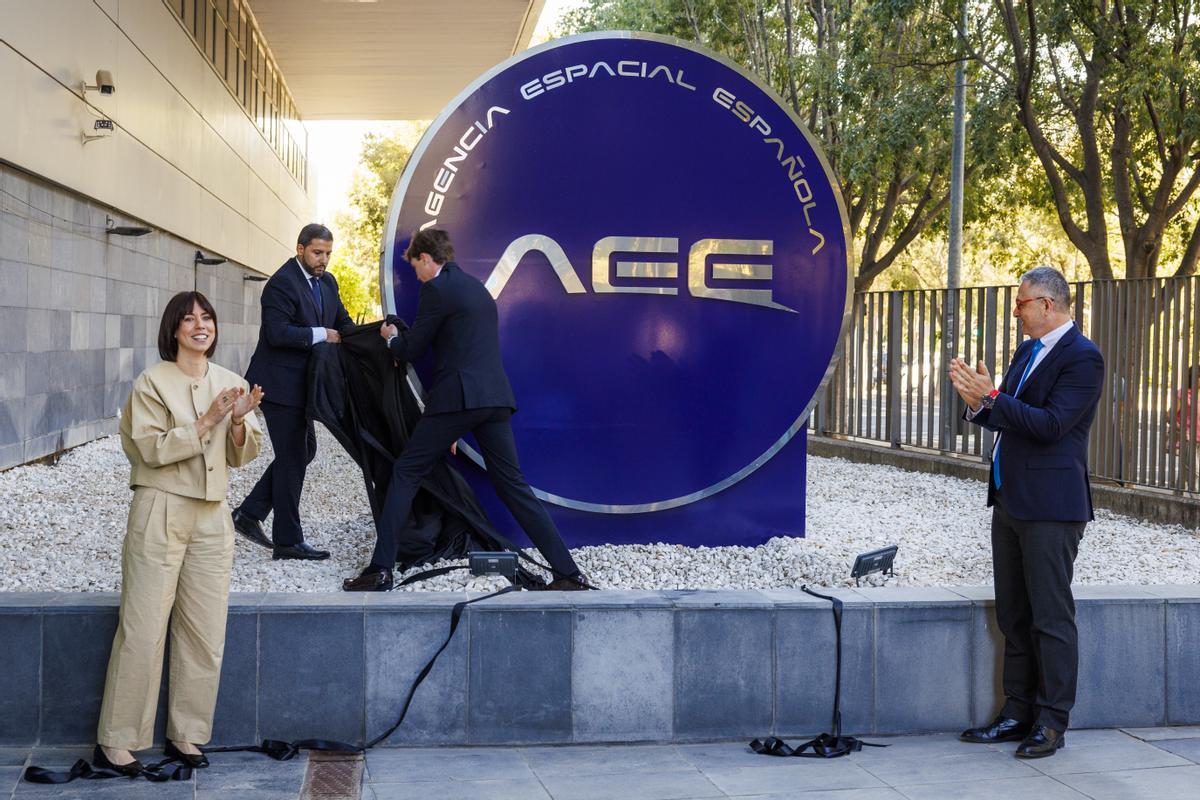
[97,487,235,750]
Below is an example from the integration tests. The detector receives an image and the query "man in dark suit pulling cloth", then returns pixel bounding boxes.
[951,266,1104,759]
[233,224,353,560]
[343,228,588,592]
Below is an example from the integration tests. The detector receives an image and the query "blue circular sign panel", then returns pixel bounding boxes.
[383,32,851,515]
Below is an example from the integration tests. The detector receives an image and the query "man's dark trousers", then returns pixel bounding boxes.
[370,406,577,577]
[239,400,317,547]
[991,491,1085,732]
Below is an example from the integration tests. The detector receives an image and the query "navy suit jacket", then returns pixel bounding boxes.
[967,324,1104,521]
[387,262,516,415]
[245,258,353,409]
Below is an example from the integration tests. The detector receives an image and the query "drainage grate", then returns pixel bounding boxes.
[300,750,364,800]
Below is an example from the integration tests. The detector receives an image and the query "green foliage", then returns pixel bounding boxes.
[326,124,426,321]
[559,0,1022,289]
[975,0,1200,279]
[555,0,1200,285]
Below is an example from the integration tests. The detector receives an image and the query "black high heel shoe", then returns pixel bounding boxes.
[92,744,143,776]
[164,740,209,768]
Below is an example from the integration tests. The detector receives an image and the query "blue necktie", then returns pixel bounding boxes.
[309,276,323,318]
[992,338,1044,490]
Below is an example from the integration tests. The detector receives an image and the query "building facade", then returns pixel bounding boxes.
[0,0,316,469]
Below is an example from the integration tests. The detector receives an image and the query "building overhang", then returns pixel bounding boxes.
[246,0,546,120]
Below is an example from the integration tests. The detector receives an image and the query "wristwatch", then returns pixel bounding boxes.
[979,389,1000,409]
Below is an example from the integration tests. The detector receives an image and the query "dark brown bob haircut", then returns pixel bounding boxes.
[405,228,455,265]
[158,291,218,361]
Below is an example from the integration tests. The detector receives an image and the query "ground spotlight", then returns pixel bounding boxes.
[850,545,897,586]
[469,551,517,579]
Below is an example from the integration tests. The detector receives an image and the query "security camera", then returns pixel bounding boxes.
[82,69,115,96]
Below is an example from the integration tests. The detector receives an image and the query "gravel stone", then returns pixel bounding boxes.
[1,423,1197,592]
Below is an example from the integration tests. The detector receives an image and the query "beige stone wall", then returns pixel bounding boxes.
[0,0,315,273]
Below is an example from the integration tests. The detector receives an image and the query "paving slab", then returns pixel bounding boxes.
[853,735,1000,765]
[521,744,691,778]
[367,777,551,800]
[364,748,532,784]
[1024,738,1192,775]
[537,768,724,800]
[855,750,1040,786]
[736,790,908,800]
[1147,737,1200,763]
[12,776,197,799]
[0,767,25,798]
[1123,724,1200,740]
[197,759,308,794]
[1054,728,1141,747]
[1054,764,1200,800]
[702,761,886,795]
[891,775,1090,800]
[196,790,297,800]
[677,743,832,771]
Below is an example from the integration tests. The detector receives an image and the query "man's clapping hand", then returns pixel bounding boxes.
[949,357,995,409]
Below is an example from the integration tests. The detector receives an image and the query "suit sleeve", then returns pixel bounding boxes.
[328,274,355,333]
[387,282,444,363]
[261,280,316,350]
[984,347,1104,444]
[128,374,203,468]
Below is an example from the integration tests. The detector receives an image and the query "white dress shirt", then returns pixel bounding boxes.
[968,318,1075,417]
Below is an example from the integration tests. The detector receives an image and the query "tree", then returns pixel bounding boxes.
[327,123,426,319]
[561,0,1018,290]
[967,0,1200,279]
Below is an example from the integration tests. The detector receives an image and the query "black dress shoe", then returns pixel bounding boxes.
[272,541,330,561]
[164,740,209,768]
[1015,726,1065,758]
[92,745,143,776]
[544,572,594,591]
[960,715,1033,743]
[232,509,272,549]
[343,568,393,592]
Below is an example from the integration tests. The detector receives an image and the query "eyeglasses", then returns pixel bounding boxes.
[1014,296,1052,310]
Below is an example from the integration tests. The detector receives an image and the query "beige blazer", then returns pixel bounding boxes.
[120,360,262,501]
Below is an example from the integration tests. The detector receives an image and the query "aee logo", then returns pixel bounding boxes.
[483,235,795,313]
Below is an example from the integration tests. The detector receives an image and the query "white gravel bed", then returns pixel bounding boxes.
[1,423,1197,593]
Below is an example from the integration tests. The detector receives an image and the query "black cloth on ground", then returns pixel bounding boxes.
[305,319,512,570]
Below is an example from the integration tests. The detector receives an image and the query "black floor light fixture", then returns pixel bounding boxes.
[850,545,898,586]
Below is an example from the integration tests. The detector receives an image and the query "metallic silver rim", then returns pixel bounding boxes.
[381,31,855,514]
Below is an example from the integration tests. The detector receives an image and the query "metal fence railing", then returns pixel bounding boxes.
[809,277,1200,495]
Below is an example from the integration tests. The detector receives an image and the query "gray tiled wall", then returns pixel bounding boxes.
[0,163,264,469]
[1,586,1198,747]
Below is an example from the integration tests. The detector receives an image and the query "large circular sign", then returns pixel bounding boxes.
[383,32,851,516]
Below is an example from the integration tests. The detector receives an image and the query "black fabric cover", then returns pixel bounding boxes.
[305,319,509,570]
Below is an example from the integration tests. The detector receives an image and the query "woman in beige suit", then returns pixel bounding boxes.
[95,291,263,774]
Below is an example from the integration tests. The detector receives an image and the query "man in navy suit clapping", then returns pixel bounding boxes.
[952,266,1104,759]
